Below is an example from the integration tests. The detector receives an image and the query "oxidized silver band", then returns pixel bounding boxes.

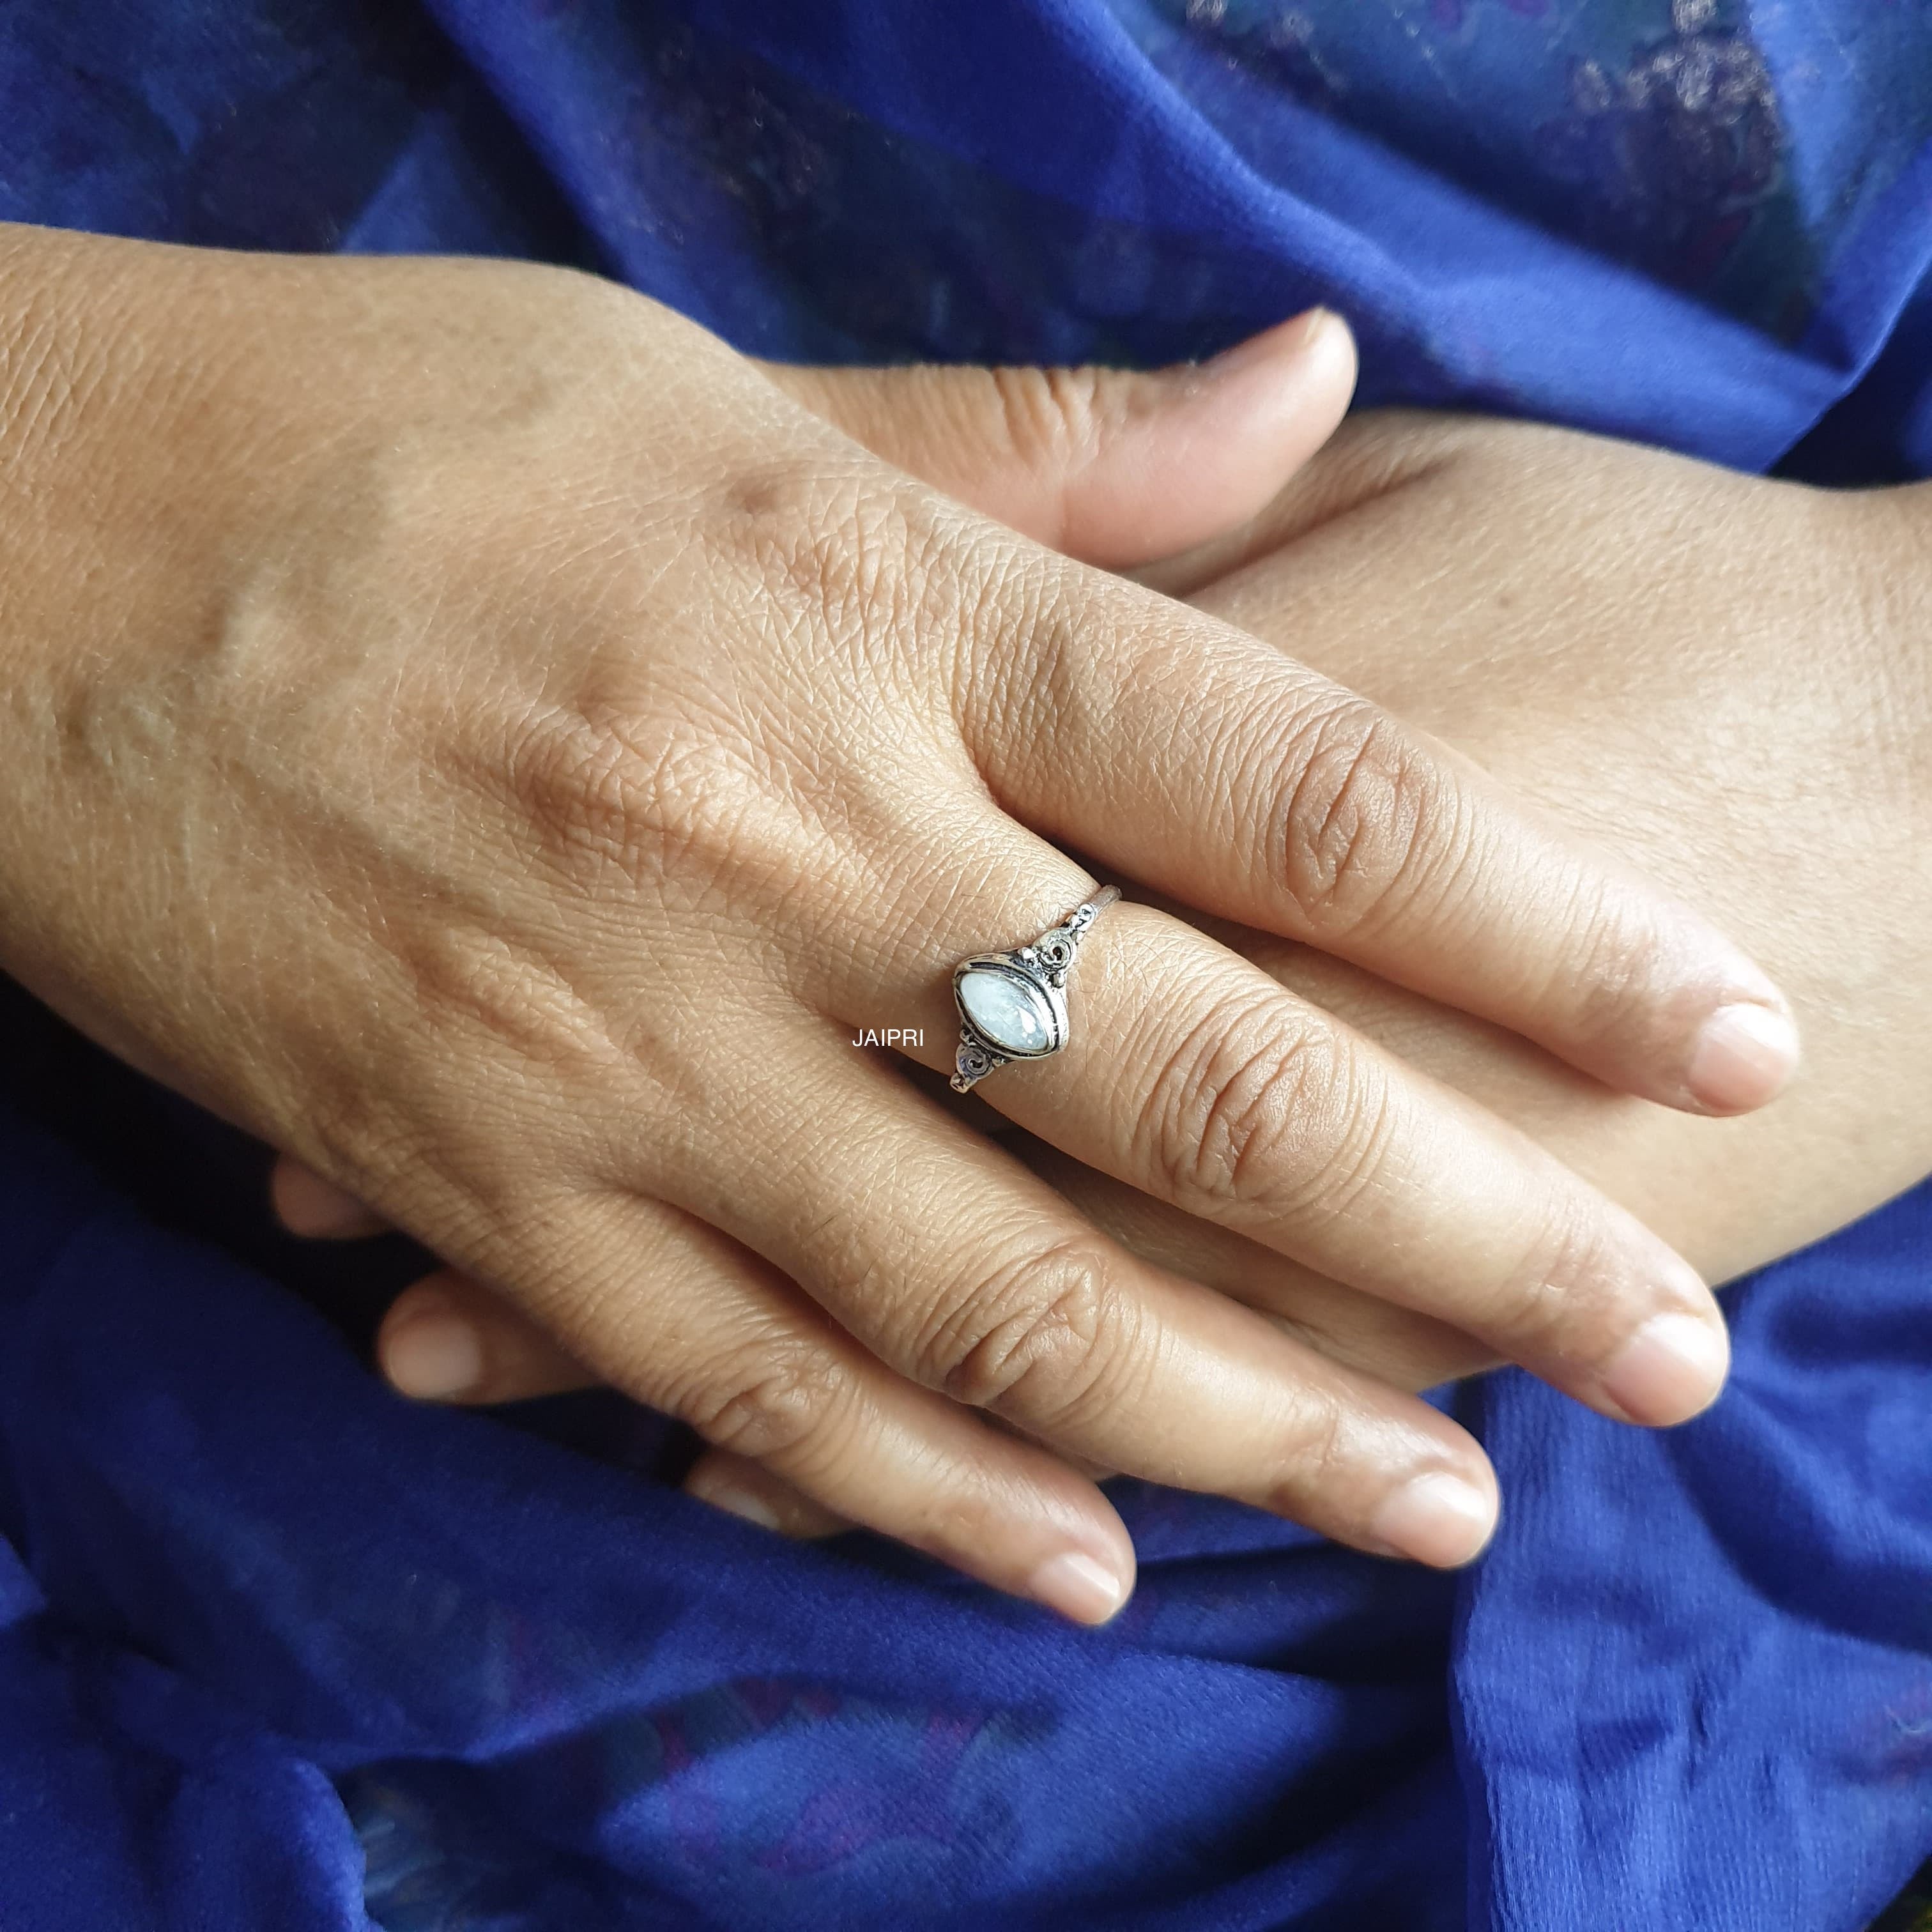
[949,886,1120,1094]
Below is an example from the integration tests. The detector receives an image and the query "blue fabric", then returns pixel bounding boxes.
[0,2,1929,1927]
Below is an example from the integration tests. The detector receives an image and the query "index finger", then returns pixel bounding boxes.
[956,551,1798,1117]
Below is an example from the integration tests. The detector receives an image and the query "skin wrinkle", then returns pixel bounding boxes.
[656,1045,896,1257]
[1257,1382,1357,1525]
[1539,865,1676,1063]
[684,1338,850,1464]
[1273,703,1436,939]
[998,366,1108,512]
[946,540,1080,804]
[926,1238,1117,1418]
[1460,1174,1630,1370]
[710,667,961,958]
[1143,636,1249,830]
[480,1189,680,1351]
[1,293,116,471]
[1356,745,1491,985]
[1257,1038,1401,1236]
[1135,985,1343,1222]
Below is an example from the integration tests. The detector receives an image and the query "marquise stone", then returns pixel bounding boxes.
[957,965,1059,1057]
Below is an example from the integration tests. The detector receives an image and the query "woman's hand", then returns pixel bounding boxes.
[355,411,1932,1540]
[0,225,1794,1617]
[811,417,1932,1521]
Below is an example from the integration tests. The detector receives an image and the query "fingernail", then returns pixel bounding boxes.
[1368,1471,1497,1567]
[690,1483,782,1533]
[1598,1310,1730,1426]
[1029,1550,1128,1625]
[385,1310,484,1401]
[1203,307,1339,379]
[1686,1002,1801,1113]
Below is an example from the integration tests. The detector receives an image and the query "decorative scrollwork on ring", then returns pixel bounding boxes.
[1030,929,1077,983]
[953,1031,1004,1092]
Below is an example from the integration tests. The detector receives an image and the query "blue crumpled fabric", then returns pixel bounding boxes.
[0,3,1929,1926]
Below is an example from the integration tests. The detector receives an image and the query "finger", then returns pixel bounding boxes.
[374,1271,926,1546]
[950,546,1798,1116]
[1017,1139,1498,1394]
[638,1026,1501,1570]
[378,1166,1474,1509]
[1132,408,1480,599]
[762,310,1356,570]
[682,1449,854,1541]
[271,1154,390,1239]
[379,1269,598,1403]
[361,1155,1485,1424]
[835,853,1726,1429]
[374,1274,902,1543]
[467,1191,1142,1624]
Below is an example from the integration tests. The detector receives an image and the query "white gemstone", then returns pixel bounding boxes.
[958,966,1058,1056]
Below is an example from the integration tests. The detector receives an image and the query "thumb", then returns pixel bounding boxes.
[760,309,1356,571]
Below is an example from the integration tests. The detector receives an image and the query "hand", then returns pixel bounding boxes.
[340,413,1932,1538]
[0,225,1793,1620]
[735,415,1932,1532]
[289,398,1902,1524]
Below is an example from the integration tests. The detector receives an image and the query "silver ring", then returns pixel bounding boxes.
[949,886,1121,1094]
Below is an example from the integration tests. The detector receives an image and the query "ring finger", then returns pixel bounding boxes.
[806,825,1727,1430]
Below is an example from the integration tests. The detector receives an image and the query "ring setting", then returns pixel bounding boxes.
[949,886,1120,1093]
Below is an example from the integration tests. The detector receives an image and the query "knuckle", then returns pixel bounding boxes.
[497,699,658,868]
[986,365,1107,477]
[954,552,1112,792]
[1273,702,1453,938]
[1476,1189,1620,1356]
[301,1094,427,1215]
[494,696,779,897]
[687,1338,848,1464]
[1137,1001,1384,1223]
[0,300,102,466]
[1538,876,1667,1049]
[703,456,963,675]
[396,925,626,1112]
[923,1238,1127,1426]
[1260,1384,1354,1519]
